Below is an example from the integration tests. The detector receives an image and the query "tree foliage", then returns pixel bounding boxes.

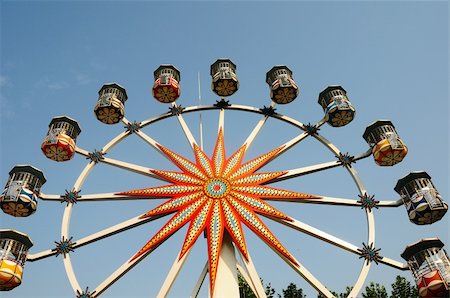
[239,274,417,298]
[318,286,353,298]
[390,275,418,298]
[238,274,277,298]
[362,282,388,298]
[281,282,307,298]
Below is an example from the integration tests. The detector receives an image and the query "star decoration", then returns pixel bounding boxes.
[54,236,75,257]
[358,242,382,265]
[304,123,320,135]
[214,98,231,109]
[87,150,105,163]
[357,193,379,211]
[125,121,141,134]
[169,105,184,116]
[336,152,355,167]
[61,189,81,205]
[118,128,320,295]
[76,287,96,298]
[260,105,277,117]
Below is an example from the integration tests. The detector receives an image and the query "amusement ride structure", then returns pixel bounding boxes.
[1,59,449,297]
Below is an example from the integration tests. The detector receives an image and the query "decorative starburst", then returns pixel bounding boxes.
[336,152,355,167]
[169,105,184,116]
[304,123,320,135]
[54,236,75,257]
[125,121,141,134]
[60,189,81,205]
[260,105,277,116]
[118,128,320,295]
[87,149,105,163]
[214,98,231,109]
[358,242,382,265]
[76,287,95,298]
[357,193,379,211]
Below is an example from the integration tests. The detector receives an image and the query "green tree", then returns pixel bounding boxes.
[238,274,278,298]
[281,282,306,298]
[239,274,256,298]
[362,282,388,298]
[390,275,418,298]
[265,282,277,298]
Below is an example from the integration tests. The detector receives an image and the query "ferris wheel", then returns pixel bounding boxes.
[1,59,449,298]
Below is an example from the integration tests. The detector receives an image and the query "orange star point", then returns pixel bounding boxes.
[118,128,318,295]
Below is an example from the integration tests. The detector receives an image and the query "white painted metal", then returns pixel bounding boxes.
[213,232,239,298]
[171,102,198,148]
[379,256,410,270]
[157,249,193,298]
[237,262,259,297]
[63,255,82,294]
[74,215,163,249]
[76,147,166,181]
[243,102,275,150]
[237,250,267,298]
[191,261,209,298]
[274,217,360,254]
[270,149,372,183]
[134,130,165,156]
[27,249,57,261]
[271,248,335,297]
[92,249,155,297]
[218,108,225,134]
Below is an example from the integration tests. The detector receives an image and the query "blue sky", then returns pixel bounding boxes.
[1,1,448,297]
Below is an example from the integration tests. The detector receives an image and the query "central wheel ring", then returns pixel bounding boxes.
[204,178,230,199]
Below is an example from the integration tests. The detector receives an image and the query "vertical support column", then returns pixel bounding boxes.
[213,232,239,297]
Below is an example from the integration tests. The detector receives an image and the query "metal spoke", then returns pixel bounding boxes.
[157,249,193,298]
[243,102,276,152]
[270,216,360,254]
[75,147,166,181]
[236,263,260,298]
[265,149,372,184]
[269,247,335,297]
[27,213,166,262]
[171,102,198,149]
[91,246,157,297]
[237,249,266,298]
[190,261,209,298]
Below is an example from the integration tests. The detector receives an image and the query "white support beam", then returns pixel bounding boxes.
[172,102,198,149]
[213,232,239,297]
[92,248,156,297]
[236,263,260,298]
[266,149,372,184]
[237,250,267,298]
[272,217,361,254]
[190,261,209,298]
[157,249,193,298]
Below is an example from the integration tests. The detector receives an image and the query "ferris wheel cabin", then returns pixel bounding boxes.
[395,171,448,225]
[363,120,408,166]
[318,85,356,127]
[0,165,46,217]
[402,238,450,298]
[94,83,128,125]
[266,65,299,104]
[0,230,33,291]
[41,116,81,162]
[210,58,239,97]
[152,64,181,103]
